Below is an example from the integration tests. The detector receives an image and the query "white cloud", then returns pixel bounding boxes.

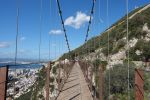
[20,37,26,41]
[49,30,63,35]
[64,11,90,29]
[0,42,10,48]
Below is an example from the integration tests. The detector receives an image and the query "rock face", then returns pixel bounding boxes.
[110,50,126,60]
[143,23,150,41]
[143,23,150,32]
[128,38,138,48]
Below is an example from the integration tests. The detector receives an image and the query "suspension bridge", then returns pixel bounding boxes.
[0,0,149,100]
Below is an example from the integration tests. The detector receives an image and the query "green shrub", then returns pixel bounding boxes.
[129,39,150,61]
[52,66,57,74]
[50,85,55,92]
[104,62,135,99]
[16,90,32,100]
[50,77,54,83]
[112,39,126,54]
[144,73,150,91]
[38,94,44,99]
[92,59,107,72]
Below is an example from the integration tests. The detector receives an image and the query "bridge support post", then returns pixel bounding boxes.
[86,62,88,82]
[66,63,68,78]
[58,61,61,91]
[99,66,103,100]
[63,61,66,85]
[0,66,8,100]
[135,68,144,100]
[66,63,69,78]
[90,67,93,92]
[46,62,51,100]
[82,62,86,78]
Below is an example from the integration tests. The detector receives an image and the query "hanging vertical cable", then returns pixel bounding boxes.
[49,0,52,60]
[35,0,43,99]
[96,0,100,99]
[83,0,96,75]
[126,0,130,100]
[84,0,96,84]
[98,0,101,53]
[91,0,96,94]
[49,37,51,60]
[15,1,19,65]
[106,0,111,99]
[14,0,19,98]
[39,0,43,63]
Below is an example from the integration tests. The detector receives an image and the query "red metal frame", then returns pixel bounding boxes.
[135,68,144,100]
[0,66,8,100]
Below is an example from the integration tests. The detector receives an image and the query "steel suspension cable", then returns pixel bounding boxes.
[96,0,100,99]
[49,0,52,60]
[91,0,96,95]
[14,0,19,98]
[106,0,111,99]
[126,0,130,99]
[34,1,43,99]
[98,0,101,58]
[84,0,96,43]
[93,0,97,55]
[15,1,19,65]
[39,0,43,63]
[49,36,51,60]
[56,0,71,53]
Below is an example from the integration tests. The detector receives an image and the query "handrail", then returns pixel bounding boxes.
[78,61,94,99]
[55,61,75,100]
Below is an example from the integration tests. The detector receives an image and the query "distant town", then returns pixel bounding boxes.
[6,66,41,99]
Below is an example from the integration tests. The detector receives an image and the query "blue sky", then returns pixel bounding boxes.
[0,0,149,60]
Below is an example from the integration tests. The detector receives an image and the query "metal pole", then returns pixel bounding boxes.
[99,65,103,100]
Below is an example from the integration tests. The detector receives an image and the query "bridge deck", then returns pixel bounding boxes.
[57,62,93,100]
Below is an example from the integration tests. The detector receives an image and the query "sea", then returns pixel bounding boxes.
[0,63,43,69]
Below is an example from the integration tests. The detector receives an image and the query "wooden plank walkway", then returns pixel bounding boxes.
[57,62,93,100]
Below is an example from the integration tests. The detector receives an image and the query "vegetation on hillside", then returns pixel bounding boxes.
[91,59,150,99]
[104,61,135,99]
[60,5,150,61]
[129,39,150,61]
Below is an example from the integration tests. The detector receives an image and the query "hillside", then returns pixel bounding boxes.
[60,4,150,66]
